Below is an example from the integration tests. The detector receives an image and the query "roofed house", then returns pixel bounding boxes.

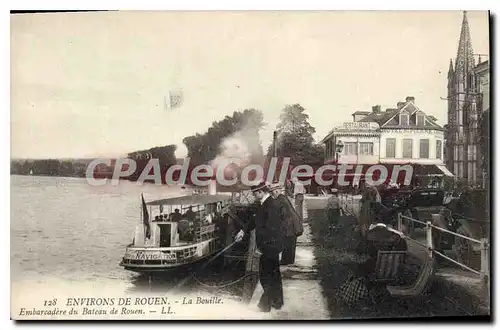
[321,95,454,187]
[357,97,442,130]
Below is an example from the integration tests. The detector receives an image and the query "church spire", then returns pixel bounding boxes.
[447,59,455,88]
[455,11,475,81]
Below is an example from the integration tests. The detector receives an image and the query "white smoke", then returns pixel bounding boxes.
[210,127,263,180]
[211,132,250,168]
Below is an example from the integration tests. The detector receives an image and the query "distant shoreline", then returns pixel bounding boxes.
[11,173,85,179]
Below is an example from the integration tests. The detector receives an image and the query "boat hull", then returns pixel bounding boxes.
[120,236,222,274]
[120,252,219,274]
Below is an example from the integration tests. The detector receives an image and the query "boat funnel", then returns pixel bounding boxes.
[208,179,217,195]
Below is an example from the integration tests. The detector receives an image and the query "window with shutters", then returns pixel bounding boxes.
[359,142,373,155]
[399,111,409,126]
[436,140,442,159]
[419,139,430,158]
[416,113,425,126]
[344,142,358,156]
[402,139,413,158]
[386,138,396,158]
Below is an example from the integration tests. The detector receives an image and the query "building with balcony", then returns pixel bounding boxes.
[322,121,380,165]
[322,96,453,185]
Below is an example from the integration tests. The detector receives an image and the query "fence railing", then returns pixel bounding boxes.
[338,193,490,303]
[398,213,489,283]
[339,193,360,217]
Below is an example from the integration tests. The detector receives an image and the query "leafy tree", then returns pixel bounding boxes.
[267,104,324,168]
[127,144,177,180]
[10,160,23,174]
[149,145,177,168]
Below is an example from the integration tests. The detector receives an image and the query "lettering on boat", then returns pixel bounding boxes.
[125,250,177,261]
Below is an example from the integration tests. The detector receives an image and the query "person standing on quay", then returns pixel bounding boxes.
[269,183,303,265]
[292,177,306,221]
[326,188,341,228]
[235,181,284,312]
[285,179,294,204]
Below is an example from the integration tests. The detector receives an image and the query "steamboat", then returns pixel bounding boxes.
[119,181,257,274]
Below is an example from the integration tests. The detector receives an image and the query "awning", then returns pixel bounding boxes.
[410,164,454,177]
[436,165,454,177]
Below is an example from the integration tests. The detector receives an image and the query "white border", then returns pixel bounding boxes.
[3,1,498,329]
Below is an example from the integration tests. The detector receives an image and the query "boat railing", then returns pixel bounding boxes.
[193,224,216,242]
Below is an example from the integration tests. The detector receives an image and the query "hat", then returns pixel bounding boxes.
[250,181,269,192]
[268,183,282,191]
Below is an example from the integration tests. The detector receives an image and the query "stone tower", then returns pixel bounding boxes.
[446,11,479,185]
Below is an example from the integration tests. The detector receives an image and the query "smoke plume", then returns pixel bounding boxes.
[210,126,264,184]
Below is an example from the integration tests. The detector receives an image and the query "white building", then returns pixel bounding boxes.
[322,121,380,165]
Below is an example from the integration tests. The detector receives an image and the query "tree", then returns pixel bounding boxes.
[267,104,324,168]
[126,144,177,181]
[183,109,265,165]
[149,145,177,168]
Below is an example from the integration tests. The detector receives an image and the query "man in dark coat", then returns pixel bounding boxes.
[269,183,303,265]
[235,181,284,312]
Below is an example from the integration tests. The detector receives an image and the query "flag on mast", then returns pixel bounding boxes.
[164,89,184,111]
[141,194,151,239]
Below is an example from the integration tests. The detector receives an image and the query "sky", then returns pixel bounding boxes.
[10,11,490,159]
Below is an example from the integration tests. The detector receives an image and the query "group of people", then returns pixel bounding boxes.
[235,180,304,313]
[153,206,198,223]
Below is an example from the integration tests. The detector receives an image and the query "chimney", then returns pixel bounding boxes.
[405,96,415,103]
[273,131,278,157]
[397,102,405,108]
[372,105,381,114]
[208,178,217,195]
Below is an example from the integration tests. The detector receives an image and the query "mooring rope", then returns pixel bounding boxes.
[168,239,246,292]
[192,271,254,289]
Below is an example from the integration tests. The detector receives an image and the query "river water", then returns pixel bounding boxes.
[10,175,269,319]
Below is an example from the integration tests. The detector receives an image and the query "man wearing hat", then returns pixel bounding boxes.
[235,181,284,312]
[269,183,303,265]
